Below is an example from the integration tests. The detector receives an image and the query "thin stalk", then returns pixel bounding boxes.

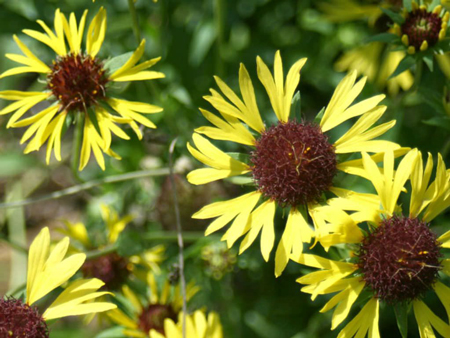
[0,168,171,210]
[214,0,225,77]
[71,113,85,182]
[128,0,142,44]
[169,138,186,338]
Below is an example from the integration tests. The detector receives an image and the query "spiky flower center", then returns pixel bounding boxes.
[47,53,108,113]
[81,253,130,290]
[0,297,49,338]
[401,8,442,49]
[357,216,442,303]
[138,304,177,335]
[250,121,337,207]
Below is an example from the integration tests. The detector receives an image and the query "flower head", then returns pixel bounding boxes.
[187,51,403,276]
[108,273,200,337]
[0,8,164,170]
[149,311,224,338]
[1,227,117,335]
[59,204,165,290]
[292,150,450,336]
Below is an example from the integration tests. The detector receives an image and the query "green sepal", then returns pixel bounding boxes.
[403,0,412,12]
[380,7,405,25]
[86,107,102,136]
[423,55,434,72]
[60,112,74,138]
[314,106,325,124]
[291,90,301,119]
[227,152,251,164]
[394,302,410,338]
[226,176,255,186]
[103,51,134,77]
[389,56,415,79]
[365,33,401,44]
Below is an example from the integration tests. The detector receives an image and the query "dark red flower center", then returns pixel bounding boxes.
[138,304,177,335]
[81,252,130,290]
[250,121,337,207]
[47,53,108,113]
[401,8,442,49]
[357,216,442,303]
[0,297,49,338]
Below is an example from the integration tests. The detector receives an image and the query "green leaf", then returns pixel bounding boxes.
[403,0,412,12]
[227,152,251,164]
[103,52,134,76]
[365,33,401,44]
[291,91,301,119]
[380,7,405,25]
[389,56,415,79]
[189,21,217,67]
[94,326,127,338]
[116,231,145,256]
[394,303,409,338]
[423,55,434,72]
[423,116,450,131]
[314,107,326,124]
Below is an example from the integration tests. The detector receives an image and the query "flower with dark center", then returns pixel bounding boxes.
[292,150,450,337]
[251,121,336,207]
[81,253,130,290]
[395,3,449,53]
[148,310,224,338]
[358,216,441,303]
[0,297,49,338]
[0,7,164,170]
[1,227,116,337]
[138,304,177,335]
[48,54,108,113]
[188,52,402,276]
[107,274,200,337]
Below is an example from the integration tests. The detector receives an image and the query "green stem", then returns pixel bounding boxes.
[214,0,225,77]
[128,0,141,45]
[413,59,423,91]
[0,168,172,210]
[71,113,84,182]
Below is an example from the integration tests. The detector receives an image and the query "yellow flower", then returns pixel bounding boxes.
[335,42,414,96]
[0,8,164,170]
[108,273,200,337]
[292,149,450,337]
[187,51,403,277]
[1,227,116,337]
[59,204,165,290]
[149,311,223,338]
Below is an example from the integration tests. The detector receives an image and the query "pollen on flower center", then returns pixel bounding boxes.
[250,121,337,207]
[47,53,108,112]
[357,216,442,303]
[138,304,177,335]
[81,253,130,290]
[0,297,49,338]
[401,8,442,49]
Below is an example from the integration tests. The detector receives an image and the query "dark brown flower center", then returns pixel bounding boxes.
[0,297,49,338]
[357,216,442,303]
[250,121,337,207]
[401,8,442,49]
[47,53,108,112]
[81,252,130,290]
[138,304,177,335]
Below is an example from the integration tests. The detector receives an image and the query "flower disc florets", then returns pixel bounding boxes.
[0,297,49,338]
[357,216,442,303]
[81,253,130,290]
[401,8,442,50]
[47,53,108,112]
[250,121,337,207]
[138,304,177,334]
